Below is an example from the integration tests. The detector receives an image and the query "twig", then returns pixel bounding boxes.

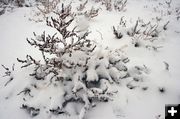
[163,61,169,71]
[163,21,170,30]
[165,0,172,8]
[17,88,33,97]
[1,64,15,86]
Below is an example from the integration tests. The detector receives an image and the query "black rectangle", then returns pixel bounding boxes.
[165,104,180,119]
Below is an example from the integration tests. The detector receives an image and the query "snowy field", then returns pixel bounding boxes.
[0,0,180,119]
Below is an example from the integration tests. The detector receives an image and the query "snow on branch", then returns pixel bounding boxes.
[112,16,126,39]
[21,104,40,117]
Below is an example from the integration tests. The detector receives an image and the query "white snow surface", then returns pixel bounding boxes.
[0,0,180,119]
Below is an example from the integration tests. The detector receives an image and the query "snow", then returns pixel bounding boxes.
[0,0,180,119]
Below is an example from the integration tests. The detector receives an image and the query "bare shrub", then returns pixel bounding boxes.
[77,0,88,11]
[84,6,99,19]
[37,0,60,15]
[113,0,127,12]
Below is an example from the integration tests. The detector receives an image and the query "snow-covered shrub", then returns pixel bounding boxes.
[112,17,126,39]
[15,4,139,118]
[11,4,152,119]
[129,19,165,49]
[21,104,40,117]
[127,20,140,37]
[113,26,123,39]
[17,48,131,119]
[130,21,162,50]
[111,16,169,51]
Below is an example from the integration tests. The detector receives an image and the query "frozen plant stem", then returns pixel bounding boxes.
[113,26,123,39]
[163,21,170,30]
[1,64,15,86]
[163,61,169,71]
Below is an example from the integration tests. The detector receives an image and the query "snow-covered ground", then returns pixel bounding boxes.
[0,0,180,119]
